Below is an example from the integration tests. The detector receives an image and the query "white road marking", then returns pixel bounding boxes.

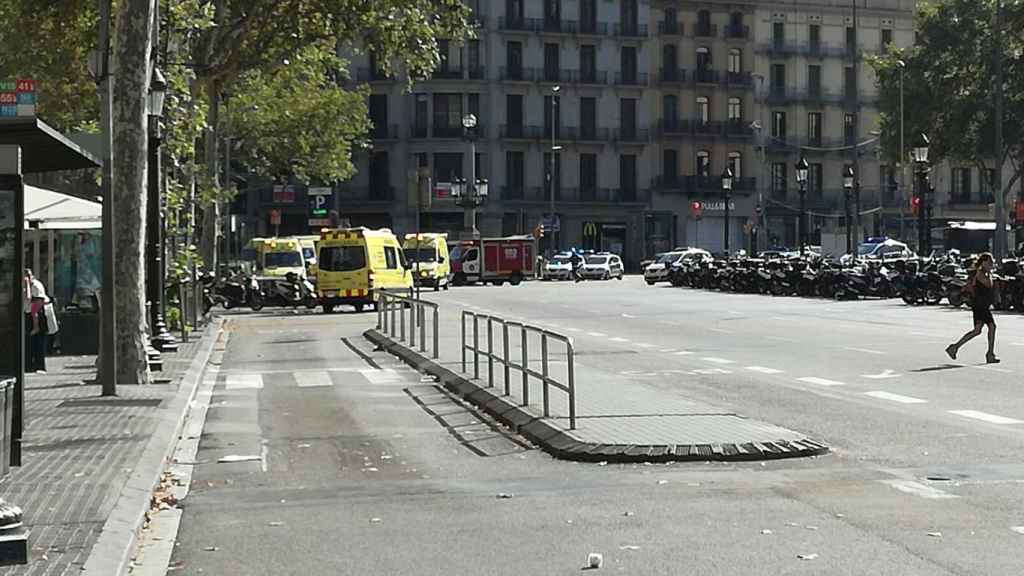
[708,327,733,334]
[765,335,798,343]
[664,369,692,375]
[702,357,736,365]
[260,439,269,473]
[911,331,945,338]
[746,366,783,374]
[564,327,582,332]
[882,479,959,499]
[635,343,657,349]
[693,368,732,375]
[226,373,263,390]
[864,391,927,404]
[360,368,402,384]
[610,337,630,343]
[770,316,790,322]
[674,351,693,356]
[1011,526,1024,535]
[798,377,845,387]
[586,332,608,337]
[863,369,900,380]
[296,371,333,388]
[659,349,677,353]
[972,365,1012,374]
[846,347,886,355]
[1012,342,1024,347]
[621,313,636,318]
[727,310,741,315]
[948,410,1024,425]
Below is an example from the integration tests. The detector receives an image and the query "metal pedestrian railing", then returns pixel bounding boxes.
[377,290,440,359]
[461,311,577,429]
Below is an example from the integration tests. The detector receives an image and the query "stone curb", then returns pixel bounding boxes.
[365,329,829,463]
[81,319,225,576]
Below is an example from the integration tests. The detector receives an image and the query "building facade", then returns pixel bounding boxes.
[326,0,916,267]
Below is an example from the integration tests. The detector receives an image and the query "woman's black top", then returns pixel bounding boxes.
[973,273,994,310]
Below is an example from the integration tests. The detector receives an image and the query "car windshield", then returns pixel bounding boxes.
[857,244,882,256]
[302,247,315,261]
[585,256,609,265]
[404,248,437,263]
[655,253,680,263]
[318,246,366,272]
[264,252,303,268]
[549,257,571,265]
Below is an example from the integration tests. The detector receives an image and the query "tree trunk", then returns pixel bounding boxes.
[111,0,157,385]
[198,82,220,271]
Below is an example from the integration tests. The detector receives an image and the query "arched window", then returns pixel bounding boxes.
[727,97,742,122]
[696,150,711,178]
[662,44,678,80]
[728,49,742,74]
[696,96,709,124]
[696,46,711,71]
[729,151,742,180]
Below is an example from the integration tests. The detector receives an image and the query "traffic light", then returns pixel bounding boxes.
[910,195,921,216]
[690,201,703,221]
[1015,198,1024,224]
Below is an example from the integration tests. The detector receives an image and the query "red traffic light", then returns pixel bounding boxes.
[690,201,703,220]
[910,195,921,215]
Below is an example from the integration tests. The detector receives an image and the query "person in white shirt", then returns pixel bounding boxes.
[23,269,49,373]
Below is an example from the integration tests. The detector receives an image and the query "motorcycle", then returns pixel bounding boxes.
[263,272,318,309]
[214,274,264,311]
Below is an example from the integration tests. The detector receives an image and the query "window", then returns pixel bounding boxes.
[881,28,893,48]
[697,9,712,35]
[319,245,367,272]
[771,162,787,198]
[844,66,856,99]
[620,98,637,136]
[544,0,561,28]
[580,45,597,81]
[414,94,428,136]
[727,97,741,122]
[433,152,462,183]
[772,22,785,48]
[663,149,678,186]
[663,44,678,79]
[663,8,679,34]
[437,39,461,74]
[728,49,742,74]
[621,0,638,32]
[663,94,679,128]
[369,94,388,138]
[580,0,597,32]
[505,94,523,135]
[620,154,637,195]
[807,112,822,146]
[772,111,786,139]
[580,153,598,198]
[952,167,971,203]
[581,97,597,137]
[808,24,821,53]
[384,246,399,269]
[696,150,710,177]
[621,46,637,82]
[543,152,562,198]
[544,95,561,138]
[432,92,462,133]
[808,65,822,96]
[507,41,523,78]
[770,63,785,93]
[416,152,428,168]
[809,163,823,197]
[844,113,856,145]
[370,151,390,198]
[544,43,560,81]
[506,151,524,197]
[696,96,709,124]
[982,168,996,199]
[728,152,742,179]
[696,46,711,71]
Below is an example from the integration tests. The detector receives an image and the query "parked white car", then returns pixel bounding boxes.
[579,254,625,280]
[542,254,574,281]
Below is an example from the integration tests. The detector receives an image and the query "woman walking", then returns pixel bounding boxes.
[946,253,999,364]
[23,269,50,373]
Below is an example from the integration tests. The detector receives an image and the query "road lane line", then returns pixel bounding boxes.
[864,391,927,404]
[674,351,693,355]
[621,313,636,318]
[972,365,1012,374]
[635,343,657,348]
[702,357,736,365]
[882,480,959,499]
[948,410,1024,425]
[610,337,630,343]
[846,347,886,355]
[586,332,608,337]
[863,370,900,379]
[746,366,783,374]
[693,368,732,375]
[296,371,333,388]
[659,349,677,353]
[226,373,263,390]
[708,327,733,334]
[798,377,845,387]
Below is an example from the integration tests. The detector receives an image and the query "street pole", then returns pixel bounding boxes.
[799,184,807,255]
[549,85,560,254]
[993,0,1005,260]
[469,138,477,237]
[917,168,926,254]
[98,0,117,395]
[845,191,852,254]
[754,73,768,251]
[898,60,905,241]
[721,167,733,254]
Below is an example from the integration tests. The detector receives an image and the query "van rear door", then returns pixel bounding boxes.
[318,242,369,293]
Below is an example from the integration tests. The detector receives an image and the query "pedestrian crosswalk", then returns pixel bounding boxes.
[221,367,409,390]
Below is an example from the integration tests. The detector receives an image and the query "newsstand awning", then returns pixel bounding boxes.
[24,184,101,229]
[0,117,100,173]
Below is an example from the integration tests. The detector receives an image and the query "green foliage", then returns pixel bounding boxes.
[225,44,370,183]
[869,0,1024,191]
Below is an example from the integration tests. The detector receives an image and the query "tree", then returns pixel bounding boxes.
[870,0,1024,205]
[111,0,158,384]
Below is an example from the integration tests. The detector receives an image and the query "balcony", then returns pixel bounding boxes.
[507,187,649,204]
[756,40,800,58]
[575,70,608,85]
[577,126,608,142]
[691,68,720,84]
[694,23,717,38]
[692,120,723,137]
[614,72,648,86]
[431,67,463,80]
[468,66,487,80]
[410,124,429,139]
[368,124,399,140]
[338,186,395,203]
[801,42,847,59]
[657,21,683,36]
[613,23,648,37]
[498,16,540,32]
[685,176,755,196]
[499,66,537,81]
[540,68,575,83]
[541,19,578,34]
[578,20,608,35]
[612,127,649,143]
[502,186,525,201]
[656,118,689,136]
[723,24,749,40]
[651,175,684,192]
[658,67,686,85]
[723,71,752,87]
[765,86,794,105]
[499,124,543,139]
[433,124,467,138]
[723,119,754,138]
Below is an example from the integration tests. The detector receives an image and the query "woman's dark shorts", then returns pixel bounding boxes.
[972,306,994,326]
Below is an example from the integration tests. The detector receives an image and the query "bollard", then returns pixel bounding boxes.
[521,326,529,406]
[502,322,511,395]
[419,305,427,354]
[541,333,550,417]
[473,314,480,380]
[409,300,416,348]
[567,340,576,430]
[487,318,494,388]
[432,306,439,359]
[400,297,406,341]
[461,312,467,372]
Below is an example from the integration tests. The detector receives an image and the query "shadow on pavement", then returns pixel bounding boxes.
[404,384,533,458]
[911,364,965,373]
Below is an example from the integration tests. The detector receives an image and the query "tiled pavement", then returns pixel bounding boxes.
[0,337,206,576]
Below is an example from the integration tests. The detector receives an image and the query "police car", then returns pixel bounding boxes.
[644,248,711,285]
[579,253,625,280]
[542,253,575,281]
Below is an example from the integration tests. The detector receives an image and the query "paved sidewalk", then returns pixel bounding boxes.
[0,329,215,576]
[367,310,827,461]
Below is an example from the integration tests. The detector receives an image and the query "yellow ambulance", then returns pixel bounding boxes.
[250,237,306,279]
[402,233,452,291]
[316,227,412,313]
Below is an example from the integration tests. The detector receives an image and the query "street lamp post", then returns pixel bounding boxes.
[897,59,906,241]
[843,165,855,255]
[721,166,733,254]
[146,68,176,352]
[912,133,931,256]
[795,155,809,256]
[549,85,560,254]
[459,113,482,239]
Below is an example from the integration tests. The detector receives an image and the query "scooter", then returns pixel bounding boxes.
[215,274,264,311]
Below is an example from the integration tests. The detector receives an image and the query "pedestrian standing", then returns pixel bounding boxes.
[570,250,582,283]
[23,269,50,373]
[945,253,999,364]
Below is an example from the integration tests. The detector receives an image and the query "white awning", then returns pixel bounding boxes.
[24,184,101,229]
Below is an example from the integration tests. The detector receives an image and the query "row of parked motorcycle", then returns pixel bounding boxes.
[658,251,1024,311]
[167,270,318,314]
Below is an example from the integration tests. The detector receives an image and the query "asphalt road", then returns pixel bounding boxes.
[170,278,1024,575]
